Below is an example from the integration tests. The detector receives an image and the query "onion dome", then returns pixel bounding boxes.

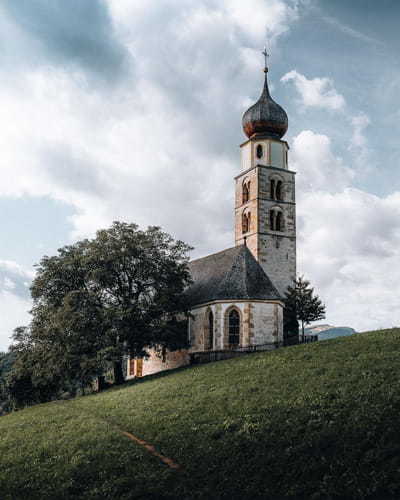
[242,52,288,140]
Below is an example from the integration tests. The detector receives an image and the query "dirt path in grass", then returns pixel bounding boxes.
[120,430,182,470]
[79,410,183,471]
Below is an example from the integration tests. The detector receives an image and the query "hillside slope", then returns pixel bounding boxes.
[1,329,400,499]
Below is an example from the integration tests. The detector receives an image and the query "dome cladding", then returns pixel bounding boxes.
[242,70,288,140]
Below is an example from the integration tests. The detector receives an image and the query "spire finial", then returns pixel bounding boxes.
[262,45,269,73]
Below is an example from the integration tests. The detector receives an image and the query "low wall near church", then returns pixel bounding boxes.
[126,349,190,379]
[142,349,190,376]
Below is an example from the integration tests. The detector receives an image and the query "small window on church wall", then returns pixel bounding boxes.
[242,182,250,204]
[256,144,263,159]
[276,181,283,201]
[242,212,250,234]
[228,310,240,346]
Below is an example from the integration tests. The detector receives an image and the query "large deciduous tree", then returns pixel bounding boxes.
[284,276,326,342]
[9,222,192,406]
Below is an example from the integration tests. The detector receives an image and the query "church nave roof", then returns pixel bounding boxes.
[186,245,282,307]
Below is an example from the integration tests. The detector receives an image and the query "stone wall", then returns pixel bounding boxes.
[251,302,283,344]
[126,348,190,380]
[126,300,283,379]
[235,137,296,297]
[189,300,283,351]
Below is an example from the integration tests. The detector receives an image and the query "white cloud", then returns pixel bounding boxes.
[297,185,400,332]
[0,261,33,351]
[321,15,384,46]
[350,113,371,151]
[291,130,354,193]
[0,0,300,349]
[291,128,400,332]
[0,291,31,351]
[0,0,298,250]
[108,0,298,47]
[0,0,397,347]
[281,70,346,110]
[350,112,370,149]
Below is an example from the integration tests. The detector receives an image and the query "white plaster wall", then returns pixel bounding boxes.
[241,142,252,171]
[253,140,268,166]
[189,301,283,351]
[189,302,247,351]
[252,302,283,344]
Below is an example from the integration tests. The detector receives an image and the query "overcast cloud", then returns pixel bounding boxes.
[0,0,400,350]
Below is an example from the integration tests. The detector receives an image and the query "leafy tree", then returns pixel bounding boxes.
[283,305,299,345]
[9,222,192,407]
[0,351,15,414]
[284,276,326,342]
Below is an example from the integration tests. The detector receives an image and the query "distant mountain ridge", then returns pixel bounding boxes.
[306,325,357,341]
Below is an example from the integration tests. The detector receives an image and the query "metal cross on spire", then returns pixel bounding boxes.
[262,45,269,72]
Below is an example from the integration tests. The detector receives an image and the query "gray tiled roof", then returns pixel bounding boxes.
[186,245,282,307]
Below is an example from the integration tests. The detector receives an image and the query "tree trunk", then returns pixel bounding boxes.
[113,361,124,385]
[301,321,305,343]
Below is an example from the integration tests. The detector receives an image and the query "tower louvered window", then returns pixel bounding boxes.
[276,180,283,201]
[276,211,282,231]
[242,181,250,203]
[270,209,283,232]
[242,212,251,234]
[270,179,275,199]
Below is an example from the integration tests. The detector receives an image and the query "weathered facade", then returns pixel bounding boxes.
[234,137,296,297]
[127,53,295,379]
[186,245,283,352]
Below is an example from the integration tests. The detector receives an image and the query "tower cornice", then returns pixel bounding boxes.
[234,164,296,180]
[239,136,290,149]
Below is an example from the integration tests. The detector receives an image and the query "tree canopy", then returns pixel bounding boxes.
[8,222,192,407]
[284,276,326,342]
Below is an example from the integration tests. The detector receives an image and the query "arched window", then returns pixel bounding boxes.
[269,210,275,231]
[256,144,263,159]
[242,211,251,234]
[275,180,283,201]
[276,211,282,231]
[228,309,240,346]
[269,209,284,232]
[270,179,276,199]
[242,181,250,204]
[208,310,214,350]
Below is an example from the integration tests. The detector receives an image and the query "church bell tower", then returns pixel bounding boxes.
[235,49,296,297]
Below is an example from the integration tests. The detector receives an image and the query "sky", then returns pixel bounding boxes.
[1,0,400,350]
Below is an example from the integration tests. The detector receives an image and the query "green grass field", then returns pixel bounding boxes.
[1,329,400,499]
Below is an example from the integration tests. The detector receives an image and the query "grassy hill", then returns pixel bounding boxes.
[1,329,400,499]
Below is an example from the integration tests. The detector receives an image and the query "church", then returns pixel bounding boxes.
[127,53,296,379]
